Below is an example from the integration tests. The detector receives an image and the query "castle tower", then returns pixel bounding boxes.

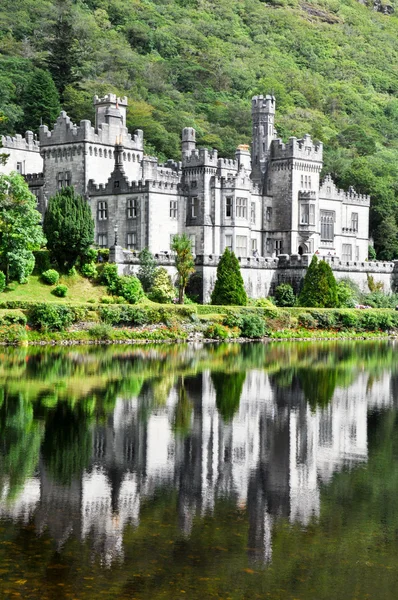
[182,127,196,156]
[251,95,276,183]
[94,94,128,128]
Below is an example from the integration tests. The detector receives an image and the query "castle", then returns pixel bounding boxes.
[1,93,370,265]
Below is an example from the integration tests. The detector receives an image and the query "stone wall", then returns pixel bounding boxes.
[112,250,398,303]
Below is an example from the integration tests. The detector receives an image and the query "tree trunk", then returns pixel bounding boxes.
[179,285,184,304]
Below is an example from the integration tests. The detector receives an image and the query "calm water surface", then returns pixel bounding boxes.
[1,341,398,599]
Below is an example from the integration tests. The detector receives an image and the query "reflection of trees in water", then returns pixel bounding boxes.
[173,379,193,438]
[41,403,92,485]
[296,368,338,410]
[211,371,246,421]
[0,391,44,501]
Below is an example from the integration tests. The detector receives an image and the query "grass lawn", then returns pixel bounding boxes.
[2,274,107,304]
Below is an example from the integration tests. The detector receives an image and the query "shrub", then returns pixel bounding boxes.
[254,297,275,308]
[298,312,317,329]
[29,304,75,331]
[0,271,5,293]
[0,324,28,344]
[81,262,98,279]
[33,250,51,274]
[52,284,68,298]
[68,266,77,277]
[310,310,337,329]
[99,263,119,293]
[98,249,110,263]
[339,310,359,328]
[204,323,237,339]
[116,276,145,304]
[0,310,27,325]
[274,283,295,307]
[42,269,60,285]
[368,245,377,260]
[88,323,113,340]
[362,291,398,308]
[211,249,247,306]
[82,248,98,264]
[148,267,175,303]
[239,314,267,338]
[336,280,356,308]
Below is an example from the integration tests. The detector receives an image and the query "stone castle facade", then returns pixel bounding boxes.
[1,93,370,266]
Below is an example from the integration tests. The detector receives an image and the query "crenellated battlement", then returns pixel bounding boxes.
[218,157,238,170]
[25,172,44,182]
[271,134,323,162]
[298,190,317,201]
[93,94,128,107]
[182,147,218,167]
[252,95,276,114]
[39,111,144,150]
[320,175,370,206]
[1,132,40,152]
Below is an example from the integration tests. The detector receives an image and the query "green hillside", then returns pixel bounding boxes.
[2,0,398,257]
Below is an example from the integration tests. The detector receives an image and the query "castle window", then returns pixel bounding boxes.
[128,153,131,161]
[236,197,247,219]
[16,162,24,175]
[97,234,108,248]
[351,212,358,232]
[300,204,315,225]
[98,201,108,221]
[104,149,107,158]
[191,180,197,189]
[94,147,98,157]
[225,197,232,218]
[266,239,271,253]
[308,175,312,189]
[127,232,137,250]
[225,235,232,252]
[321,210,335,241]
[114,181,120,188]
[356,246,359,261]
[170,200,178,219]
[132,154,136,162]
[127,198,137,219]
[64,171,71,187]
[251,239,258,254]
[99,148,102,157]
[251,202,256,224]
[266,207,272,222]
[301,174,304,188]
[191,197,198,218]
[342,244,352,262]
[236,235,247,258]
[275,240,283,256]
[89,147,93,156]
[57,172,64,190]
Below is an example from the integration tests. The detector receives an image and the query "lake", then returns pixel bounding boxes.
[1,341,398,599]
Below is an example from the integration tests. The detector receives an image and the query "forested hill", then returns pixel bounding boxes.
[2,0,398,257]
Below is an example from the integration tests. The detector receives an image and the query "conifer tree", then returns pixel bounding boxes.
[20,69,61,133]
[211,248,247,306]
[298,255,338,308]
[43,186,94,270]
[137,247,157,292]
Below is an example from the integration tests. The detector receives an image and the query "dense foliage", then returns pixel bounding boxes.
[0,173,45,283]
[171,234,195,303]
[43,186,94,270]
[211,248,248,306]
[3,1,398,256]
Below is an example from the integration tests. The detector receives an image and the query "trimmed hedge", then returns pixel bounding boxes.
[0,309,27,326]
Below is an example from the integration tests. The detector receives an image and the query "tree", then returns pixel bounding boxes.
[274,283,296,307]
[137,247,157,292]
[43,186,94,270]
[0,173,45,283]
[46,2,80,100]
[298,255,338,308]
[171,234,195,304]
[148,267,175,303]
[20,69,61,132]
[211,248,247,306]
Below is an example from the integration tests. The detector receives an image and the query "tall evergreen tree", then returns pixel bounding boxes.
[43,186,94,270]
[211,248,247,306]
[137,247,157,292]
[20,69,61,133]
[298,255,338,308]
[46,1,80,100]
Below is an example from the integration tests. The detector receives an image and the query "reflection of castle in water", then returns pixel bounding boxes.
[0,368,393,565]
